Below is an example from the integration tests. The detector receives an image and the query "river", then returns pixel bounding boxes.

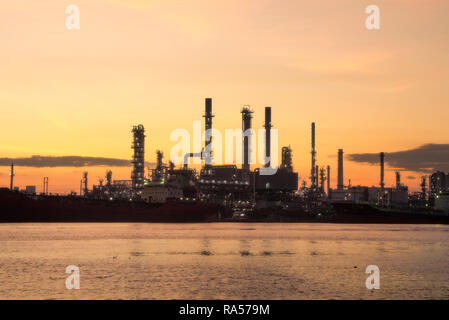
[0,223,448,299]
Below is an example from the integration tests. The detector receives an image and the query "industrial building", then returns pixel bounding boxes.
[75,96,432,216]
[25,186,36,195]
[84,98,299,210]
[195,100,299,207]
[430,171,449,199]
[434,192,449,213]
[329,151,408,205]
[141,185,183,204]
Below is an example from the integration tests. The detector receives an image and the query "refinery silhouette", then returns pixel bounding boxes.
[2,98,449,223]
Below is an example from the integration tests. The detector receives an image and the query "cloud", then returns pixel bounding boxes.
[0,155,153,168]
[347,144,449,173]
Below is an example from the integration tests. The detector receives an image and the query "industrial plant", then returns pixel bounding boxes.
[86,98,301,219]
[3,98,449,222]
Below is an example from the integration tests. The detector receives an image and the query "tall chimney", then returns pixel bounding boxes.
[395,171,400,189]
[315,165,319,188]
[311,122,316,188]
[10,163,14,191]
[241,106,253,171]
[264,106,272,168]
[380,152,385,190]
[327,165,330,195]
[337,149,344,190]
[46,177,49,195]
[203,98,214,166]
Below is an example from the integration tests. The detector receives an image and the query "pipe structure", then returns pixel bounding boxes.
[183,152,203,169]
[280,146,293,171]
[311,123,316,188]
[327,165,330,195]
[241,106,253,171]
[203,98,214,166]
[319,167,325,193]
[337,149,344,190]
[264,106,272,168]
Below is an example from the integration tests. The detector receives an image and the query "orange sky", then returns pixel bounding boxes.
[1,0,449,193]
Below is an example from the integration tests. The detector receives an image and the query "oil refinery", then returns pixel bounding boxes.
[2,98,449,222]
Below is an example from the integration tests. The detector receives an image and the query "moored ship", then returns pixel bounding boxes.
[0,189,220,223]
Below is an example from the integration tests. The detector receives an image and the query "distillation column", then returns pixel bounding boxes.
[131,124,146,193]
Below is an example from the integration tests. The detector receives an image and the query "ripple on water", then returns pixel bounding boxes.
[130,252,145,257]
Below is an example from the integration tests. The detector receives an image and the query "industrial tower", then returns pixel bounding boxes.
[264,106,272,168]
[203,98,214,166]
[10,163,14,191]
[311,123,316,188]
[131,124,145,192]
[241,106,253,172]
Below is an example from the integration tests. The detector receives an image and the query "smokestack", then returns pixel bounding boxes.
[337,149,344,189]
[264,106,272,168]
[327,165,330,195]
[380,152,385,190]
[46,177,49,195]
[241,106,253,171]
[395,171,400,189]
[10,163,14,191]
[315,165,319,188]
[311,123,316,188]
[204,98,214,166]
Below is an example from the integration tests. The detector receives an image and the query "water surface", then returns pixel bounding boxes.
[0,223,448,299]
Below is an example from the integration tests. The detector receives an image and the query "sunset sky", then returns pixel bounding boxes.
[1,0,449,193]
